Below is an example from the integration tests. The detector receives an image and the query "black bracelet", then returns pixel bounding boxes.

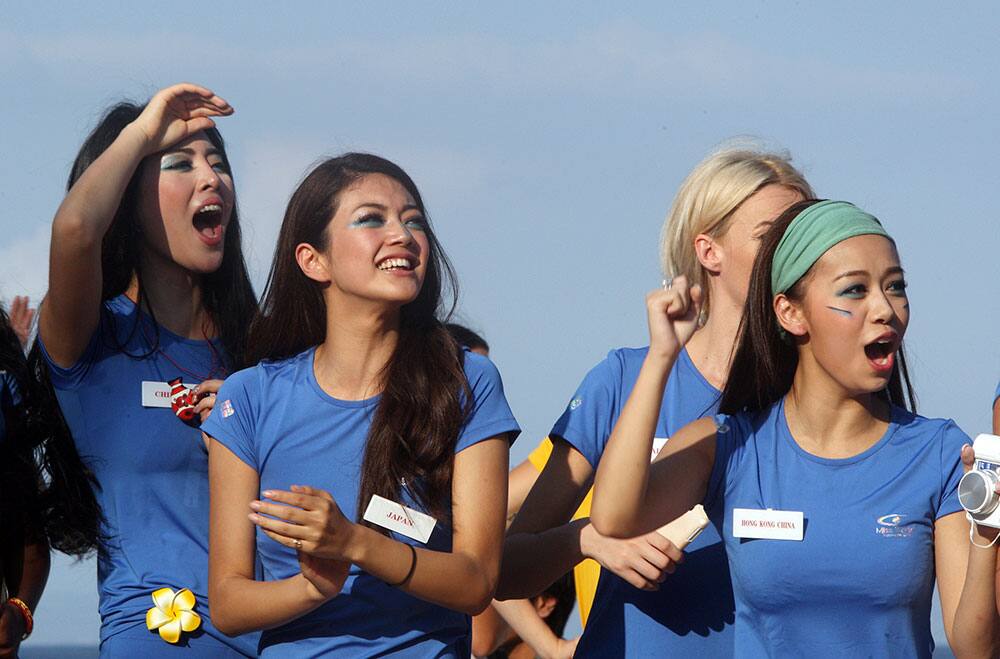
[387,543,417,587]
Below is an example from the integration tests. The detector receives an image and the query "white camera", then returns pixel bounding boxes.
[958,434,1000,529]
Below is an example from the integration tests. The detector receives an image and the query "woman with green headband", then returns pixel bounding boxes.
[589,200,1000,657]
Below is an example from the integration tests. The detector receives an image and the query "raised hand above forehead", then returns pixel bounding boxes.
[130,83,234,156]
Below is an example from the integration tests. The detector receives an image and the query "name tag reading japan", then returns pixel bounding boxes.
[141,381,196,408]
[363,494,437,544]
[732,508,804,541]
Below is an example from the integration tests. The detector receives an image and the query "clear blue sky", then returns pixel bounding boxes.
[3,2,998,649]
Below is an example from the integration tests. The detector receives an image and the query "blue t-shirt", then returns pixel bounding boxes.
[201,346,520,657]
[551,347,734,658]
[40,295,257,657]
[707,400,967,658]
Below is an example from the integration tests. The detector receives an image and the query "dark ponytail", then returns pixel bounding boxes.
[248,153,470,523]
[719,199,916,416]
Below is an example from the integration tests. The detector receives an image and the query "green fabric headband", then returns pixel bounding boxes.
[770,200,890,295]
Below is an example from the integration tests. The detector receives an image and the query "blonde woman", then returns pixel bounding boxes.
[499,145,812,657]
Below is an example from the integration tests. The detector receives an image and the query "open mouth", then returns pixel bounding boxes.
[863,336,897,373]
[193,204,224,242]
[376,257,415,272]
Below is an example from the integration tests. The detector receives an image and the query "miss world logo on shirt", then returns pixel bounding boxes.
[875,513,914,538]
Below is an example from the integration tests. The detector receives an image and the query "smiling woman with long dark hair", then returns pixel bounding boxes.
[37,83,258,657]
[589,200,1000,657]
[203,153,520,657]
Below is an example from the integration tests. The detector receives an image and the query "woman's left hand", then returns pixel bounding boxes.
[961,443,976,473]
[960,444,1000,545]
[249,485,357,561]
[299,552,351,601]
[192,379,224,424]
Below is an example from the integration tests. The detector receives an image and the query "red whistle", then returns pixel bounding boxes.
[168,377,201,424]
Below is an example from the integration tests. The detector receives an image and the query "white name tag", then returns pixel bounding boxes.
[141,381,196,408]
[732,508,804,541]
[651,437,669,461]
[363,494,437,544]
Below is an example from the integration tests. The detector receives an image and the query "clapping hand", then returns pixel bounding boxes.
[249,485,356,561]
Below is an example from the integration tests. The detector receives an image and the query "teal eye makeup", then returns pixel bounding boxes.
[887,279,908,296]
[836,284,866,299]
[351,213,385,228]
[160,156,192,171]
[404,216,427,231]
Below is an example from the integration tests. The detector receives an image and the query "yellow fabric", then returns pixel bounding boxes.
[525,438,554,471]
[526,437,601,629]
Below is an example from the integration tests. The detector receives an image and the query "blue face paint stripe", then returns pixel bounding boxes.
[826,306,852,317]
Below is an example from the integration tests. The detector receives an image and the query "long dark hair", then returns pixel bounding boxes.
[67,102,257,370]
[0,309,101,556]
[248,153,470,523]
[719,199,916,415]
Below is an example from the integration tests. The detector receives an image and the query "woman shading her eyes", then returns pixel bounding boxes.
[37,83,258,656]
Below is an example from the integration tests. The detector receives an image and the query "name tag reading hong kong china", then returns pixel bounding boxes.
[363,495,437,544]
[732,508,804,541]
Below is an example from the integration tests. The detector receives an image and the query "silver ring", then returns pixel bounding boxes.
[294,539,302,550]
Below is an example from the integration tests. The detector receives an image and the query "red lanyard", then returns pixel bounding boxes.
[140,318,227,382]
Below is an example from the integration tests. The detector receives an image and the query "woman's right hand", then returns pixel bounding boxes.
[645,275,702,360]
[127,83,233,156]
[299,552,350,601]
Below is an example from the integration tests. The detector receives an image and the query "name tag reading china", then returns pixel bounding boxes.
[732,508,804,541]
[363,495,437,544]
[141,381,196,408]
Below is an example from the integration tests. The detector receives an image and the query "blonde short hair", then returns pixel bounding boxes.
[659,145,813,317]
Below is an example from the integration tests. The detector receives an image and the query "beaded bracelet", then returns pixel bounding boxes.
[6,597,33,639]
